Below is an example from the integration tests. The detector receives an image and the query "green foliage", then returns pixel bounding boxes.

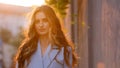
[45,0,70,18]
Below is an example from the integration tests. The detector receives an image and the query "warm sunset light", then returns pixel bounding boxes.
[0,0,45,7]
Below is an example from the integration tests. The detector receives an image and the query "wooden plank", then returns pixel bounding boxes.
[101,0,120,68]
[88,0,103,68]
[88,0,120,68]
[77,0,89,68]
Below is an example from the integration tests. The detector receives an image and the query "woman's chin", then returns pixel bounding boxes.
[38,32,48,36]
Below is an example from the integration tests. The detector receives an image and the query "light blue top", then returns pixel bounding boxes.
[16,41,72,68]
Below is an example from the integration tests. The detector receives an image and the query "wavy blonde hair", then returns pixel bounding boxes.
[15,5,78,68]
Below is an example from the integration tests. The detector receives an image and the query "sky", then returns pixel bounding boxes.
[0,0,45,7]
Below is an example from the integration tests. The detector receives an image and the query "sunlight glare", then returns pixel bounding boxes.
[0,0,45,7]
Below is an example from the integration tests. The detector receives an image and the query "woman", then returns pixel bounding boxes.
[15,5,78,68]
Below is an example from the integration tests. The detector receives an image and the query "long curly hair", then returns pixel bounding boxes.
[15,5,78,68]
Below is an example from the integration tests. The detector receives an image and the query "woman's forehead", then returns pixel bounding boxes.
[35,12,46,20]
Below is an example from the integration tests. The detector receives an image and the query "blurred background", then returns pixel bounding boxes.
[0,0,120,68]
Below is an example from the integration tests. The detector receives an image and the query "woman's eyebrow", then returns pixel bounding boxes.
[35,17,47,20]
[35,19,40,21]
[42,18,48,21]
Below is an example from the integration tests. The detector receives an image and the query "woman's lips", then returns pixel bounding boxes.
[39,29,45,32]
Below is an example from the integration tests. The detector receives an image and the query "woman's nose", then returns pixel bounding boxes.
[38,22,44,27]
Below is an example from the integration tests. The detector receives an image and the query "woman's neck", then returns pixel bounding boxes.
[39,34,50,47]
[39,34,50,56]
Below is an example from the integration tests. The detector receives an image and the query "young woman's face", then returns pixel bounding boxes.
[35,12,50,36]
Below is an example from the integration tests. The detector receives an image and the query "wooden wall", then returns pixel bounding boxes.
[88,0,120,68]
[70,0,88,68]
[70,0,120,68]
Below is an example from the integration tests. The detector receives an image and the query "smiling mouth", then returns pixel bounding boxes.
[39,29,45,32]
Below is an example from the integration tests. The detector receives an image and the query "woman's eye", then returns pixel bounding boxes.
[43,18,48,22]
[35,20,40,23]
